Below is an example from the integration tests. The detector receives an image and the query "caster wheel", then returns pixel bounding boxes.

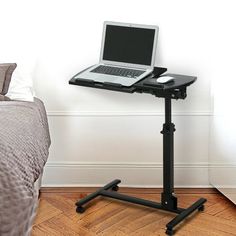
[112,185,119,191]
[76,206,85,214]
[166,228,174,235]
[198,205,205,212]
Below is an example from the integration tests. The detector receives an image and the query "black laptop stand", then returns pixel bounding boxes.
[69,68,206,235]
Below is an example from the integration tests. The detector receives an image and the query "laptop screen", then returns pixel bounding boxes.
[102,25,155,66]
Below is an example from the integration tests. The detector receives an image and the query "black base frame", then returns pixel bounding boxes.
[75,98,207,235]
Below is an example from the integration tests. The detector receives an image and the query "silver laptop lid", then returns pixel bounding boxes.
[99,21,159,70]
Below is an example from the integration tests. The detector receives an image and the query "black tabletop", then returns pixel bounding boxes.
[135,73,196,90]
[134,73,197,99]
[69,68,197,100]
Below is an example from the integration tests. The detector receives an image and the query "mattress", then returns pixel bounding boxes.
[0,98,50,236]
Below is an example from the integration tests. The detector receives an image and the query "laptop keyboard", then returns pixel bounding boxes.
[91,65,145,78]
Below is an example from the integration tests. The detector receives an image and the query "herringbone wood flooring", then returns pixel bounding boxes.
[32,188,236,235]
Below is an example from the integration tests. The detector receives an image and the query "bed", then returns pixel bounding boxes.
[0,98,50,236]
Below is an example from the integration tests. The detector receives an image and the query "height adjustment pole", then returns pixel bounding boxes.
[161,98,177,210]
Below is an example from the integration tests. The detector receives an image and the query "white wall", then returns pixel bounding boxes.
[2,0,234,187]
[209,4,236,202]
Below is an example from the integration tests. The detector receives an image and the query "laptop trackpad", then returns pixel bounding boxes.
[85,73,117,83]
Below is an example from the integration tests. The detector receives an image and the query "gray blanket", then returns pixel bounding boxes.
[0,98,50,235]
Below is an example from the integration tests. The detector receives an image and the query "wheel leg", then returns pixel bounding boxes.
[111,185,119,191]
[198,205,205,212]
[76,206,85,214]
[166,228,174,235]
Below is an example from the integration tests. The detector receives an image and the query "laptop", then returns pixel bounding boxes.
[75,21,159,87]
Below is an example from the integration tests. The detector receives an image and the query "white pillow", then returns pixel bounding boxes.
[6,62,35,102]
[0,23,36,102]
[0,45,36,102]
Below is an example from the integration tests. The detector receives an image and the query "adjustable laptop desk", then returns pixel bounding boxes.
[69,67,206,235]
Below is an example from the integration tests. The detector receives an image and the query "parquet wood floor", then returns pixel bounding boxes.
[32,188,236,235]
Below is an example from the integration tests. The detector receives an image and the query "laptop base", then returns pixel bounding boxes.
[69,66,167,92]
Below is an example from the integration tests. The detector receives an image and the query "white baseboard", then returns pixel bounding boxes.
[47,111,212,117]
[42,162,210,188]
